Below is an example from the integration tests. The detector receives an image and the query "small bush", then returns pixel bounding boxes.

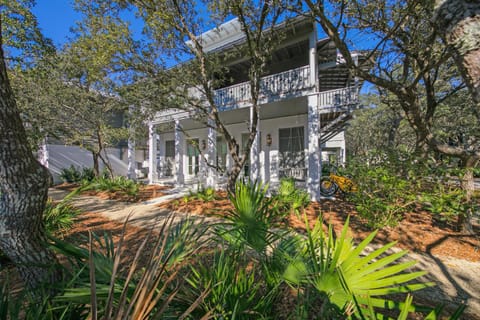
[273,178,310,217]
[420,185,468,222]
[188,186,216,202]
[44,199,79,237]
[80,167,95,182]
[60,165,96,183]
[59,165,82,183]
[185,250,275,319]
[347,163,414,228]
[81,176,140,199]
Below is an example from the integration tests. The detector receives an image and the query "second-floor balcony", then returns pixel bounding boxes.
[151,66,360,125]
[214,65,312,109]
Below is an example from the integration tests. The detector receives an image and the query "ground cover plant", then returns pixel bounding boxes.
[43,190,81,238]
[272,178,311,218]
[56,177,170,202]
[81,176,140,198]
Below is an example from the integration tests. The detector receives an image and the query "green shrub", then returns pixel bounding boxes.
[43,198,79,237]
[473,166,480,178]
[219,180,278,254]
[59,165,82,183]
[185,250,276,319]
[273,178,310,217]
[60,165,96,183]
[81,176,140,198]
[420,185,469,222]
[43,188,81,237]
[346,159,416,228]
[80,167,95,182]
[292,216,435,318]
[0,213,463,320]
[188,186,216,202]
[50,215,205,319]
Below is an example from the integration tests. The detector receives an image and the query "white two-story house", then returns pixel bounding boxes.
[146,16,363,201]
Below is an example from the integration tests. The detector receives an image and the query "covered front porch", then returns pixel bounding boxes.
[147,87,357,201]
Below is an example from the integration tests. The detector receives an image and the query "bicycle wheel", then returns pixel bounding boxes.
[320,176,338,196]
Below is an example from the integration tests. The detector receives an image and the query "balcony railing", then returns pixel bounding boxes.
[318,86,359,107]
[214,65,312,108]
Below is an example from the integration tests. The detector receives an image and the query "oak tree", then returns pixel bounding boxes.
[0,4,59,287]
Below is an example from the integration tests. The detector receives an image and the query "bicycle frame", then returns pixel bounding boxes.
[330,173,357,193]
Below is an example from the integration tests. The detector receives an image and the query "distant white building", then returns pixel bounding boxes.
[147,16,364,200]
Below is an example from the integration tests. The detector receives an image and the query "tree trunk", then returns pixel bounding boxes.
[457,157,477,234]
[95,128,113,178]
[0,33,59,288]
[434,0,480,106]
[227,162,243,194]
[92,151,100,177]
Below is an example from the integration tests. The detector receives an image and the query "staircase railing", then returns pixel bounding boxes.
[318,86,359,107]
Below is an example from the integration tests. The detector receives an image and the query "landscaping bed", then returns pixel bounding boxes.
[159,192,480,262]
[55,182,171,202]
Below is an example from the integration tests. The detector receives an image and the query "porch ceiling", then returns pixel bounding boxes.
[158,94,351,132]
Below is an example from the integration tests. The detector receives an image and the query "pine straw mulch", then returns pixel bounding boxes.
[157,192,480,262]
[55,183,171,202]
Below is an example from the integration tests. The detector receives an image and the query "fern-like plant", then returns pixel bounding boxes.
[295,216,435,318]
[219,180,281,255]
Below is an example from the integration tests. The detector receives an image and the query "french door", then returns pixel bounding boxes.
[187,139,200,176]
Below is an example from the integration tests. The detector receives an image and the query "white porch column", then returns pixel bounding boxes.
[148,123,157,184]
[307,22,321,201]
[206,120,217,188]
[308,96,321,201]
[127,136,136,180]
[250,105,260,182]
[127,105,136,180]
[264,143,270,184]
[174,120,184,185]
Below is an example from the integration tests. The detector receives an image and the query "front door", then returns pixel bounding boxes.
[187,139,200,177]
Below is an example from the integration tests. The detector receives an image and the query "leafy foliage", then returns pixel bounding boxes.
[186,186,217,202]
[218,180,282,254]
[81,176,141,198]
[43,200,79,238]
[346,159,414,228]
[273,178,310,217]
[59,165,95,183]
[420,185,468,222]
[184,249,276,319]
[303,218,433,317]
[52,215,206,319]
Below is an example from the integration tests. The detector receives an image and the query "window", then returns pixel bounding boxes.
[279,126,305,180]
[165,140,175,157]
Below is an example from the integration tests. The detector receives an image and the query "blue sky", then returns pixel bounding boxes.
[32,1,80,46]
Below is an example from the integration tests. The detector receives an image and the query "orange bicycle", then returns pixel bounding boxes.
[320,168,357,197]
